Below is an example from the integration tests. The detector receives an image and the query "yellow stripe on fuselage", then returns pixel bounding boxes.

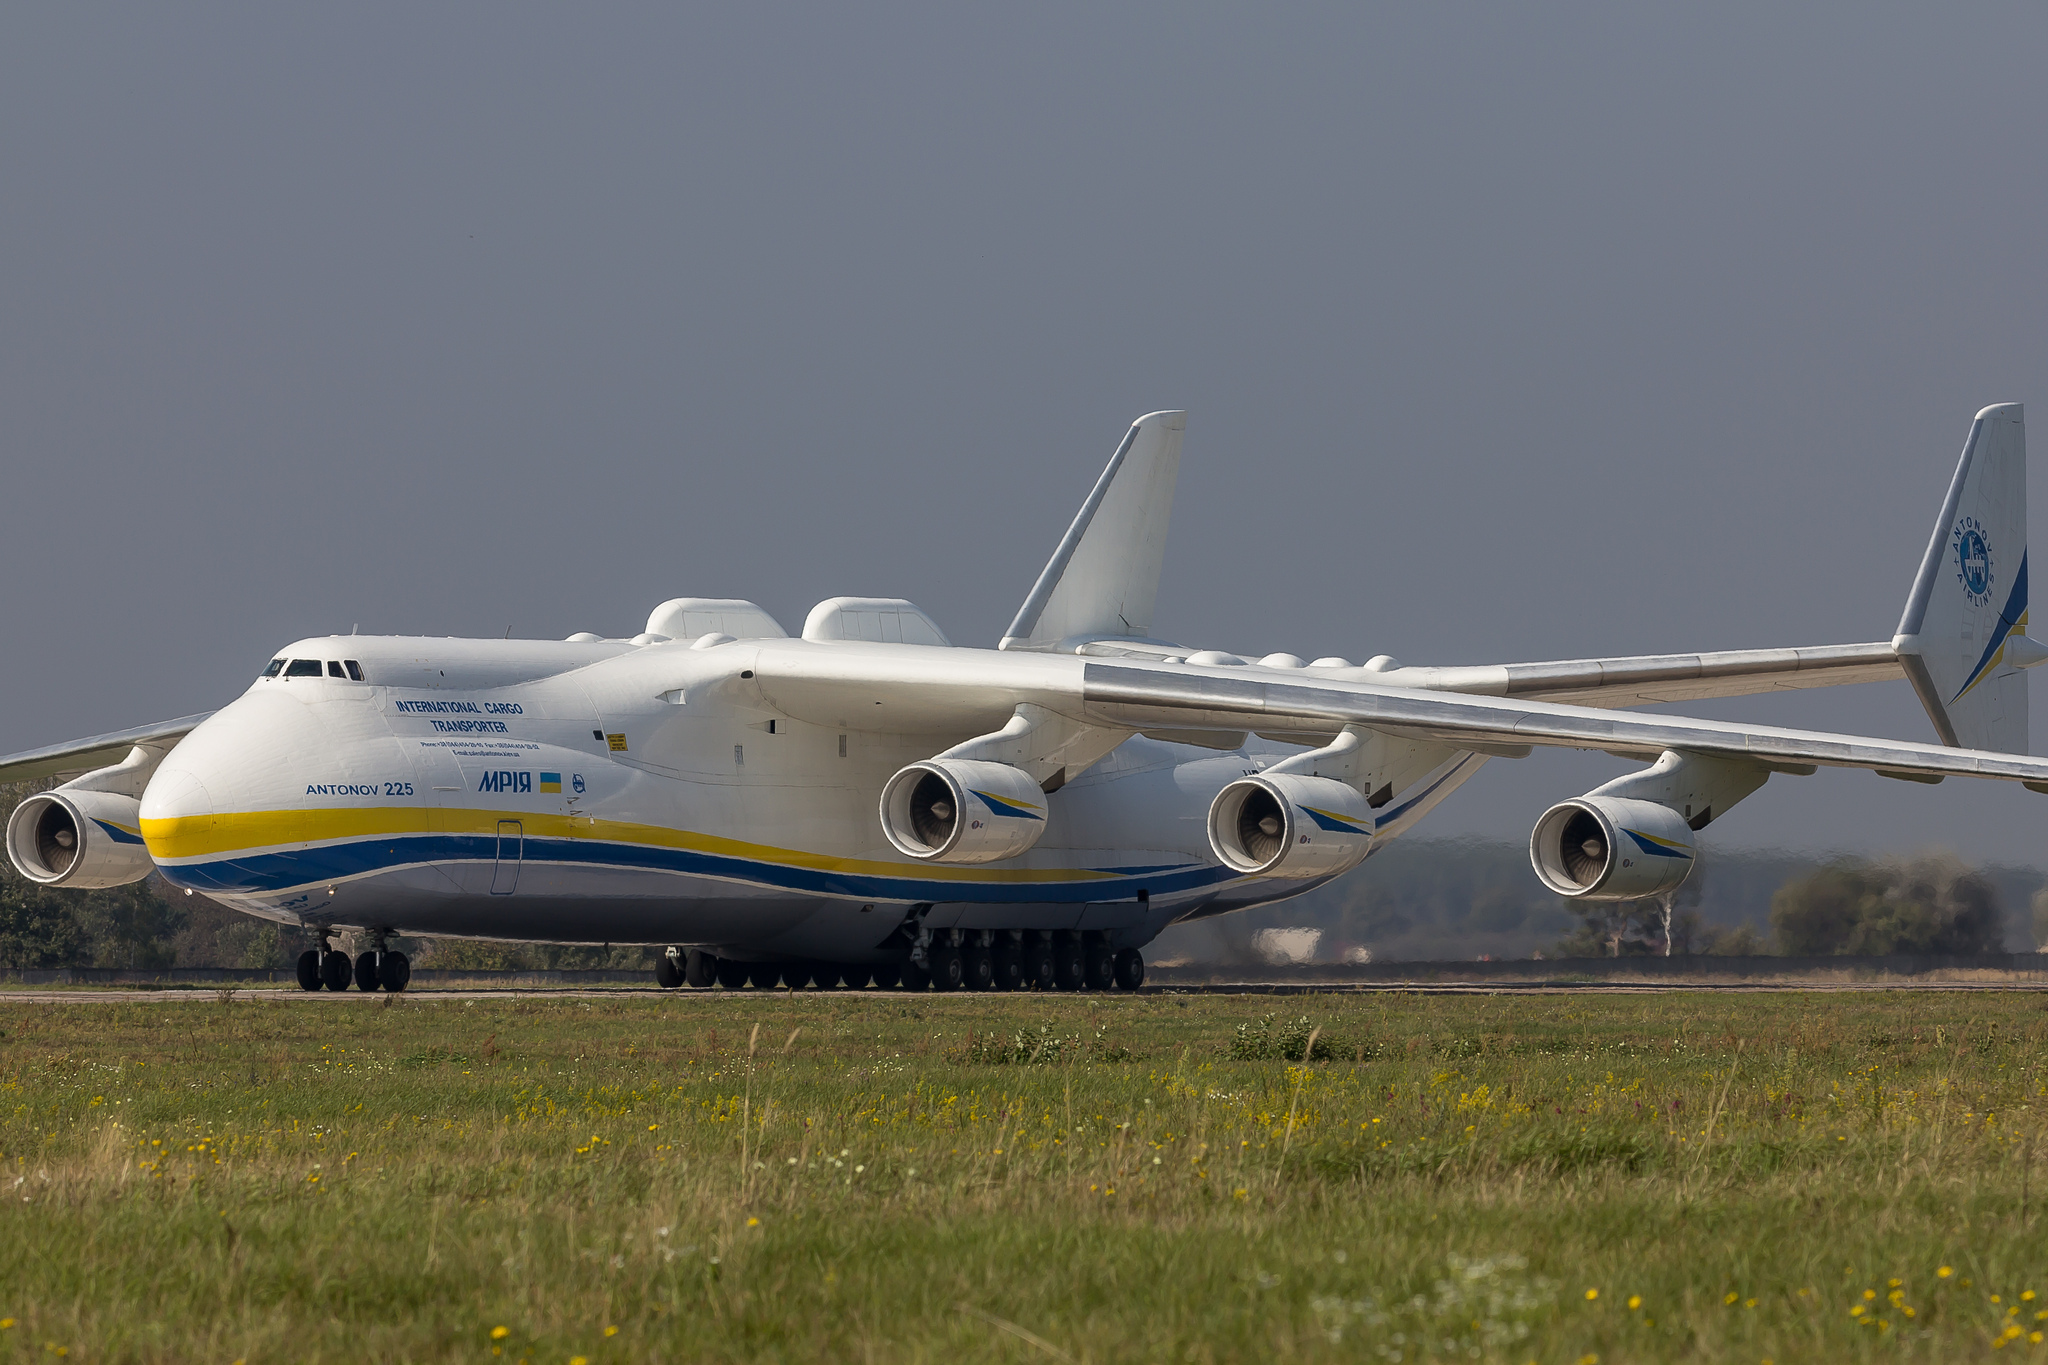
[139,807,1127,884]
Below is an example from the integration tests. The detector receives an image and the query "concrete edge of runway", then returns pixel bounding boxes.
[4,979,2046,1003]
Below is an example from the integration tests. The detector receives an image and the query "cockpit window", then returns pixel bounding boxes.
[284,659,323,678]
[262,659,286,678]
[326,660,346,678]
[343,660,365,681]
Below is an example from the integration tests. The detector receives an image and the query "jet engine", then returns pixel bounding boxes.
[1206,773,1373,878]
[880,759,1049,863]
[5,789,155,889]
[1529,796,1695,900]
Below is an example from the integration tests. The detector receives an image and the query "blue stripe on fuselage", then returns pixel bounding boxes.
[157,833,1231,903]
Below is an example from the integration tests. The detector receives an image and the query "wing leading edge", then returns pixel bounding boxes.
[1076,660,2048,789]
[0,714,213,785]
[1369,641,1903,709]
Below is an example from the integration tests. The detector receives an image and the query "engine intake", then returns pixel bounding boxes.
[5,789,155,888]
[1529,796,1696,900]
[1207,773,1373,878]
[879,759,1049,863]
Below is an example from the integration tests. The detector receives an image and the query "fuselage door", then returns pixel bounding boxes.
[491,820,522,895]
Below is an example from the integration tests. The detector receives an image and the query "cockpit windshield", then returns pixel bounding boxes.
[283,659,323,678]
[261,659,285,678]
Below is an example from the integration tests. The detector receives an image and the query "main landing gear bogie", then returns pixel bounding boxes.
[653,932,1146,994]
[296,928,409,993]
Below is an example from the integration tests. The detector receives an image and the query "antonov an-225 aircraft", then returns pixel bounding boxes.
[5,406,2046,994]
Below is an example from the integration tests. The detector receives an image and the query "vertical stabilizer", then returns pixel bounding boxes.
[999,411,1185,651]
[1895,403,2031,751]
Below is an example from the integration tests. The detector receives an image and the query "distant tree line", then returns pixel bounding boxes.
[1153,837,2039,964]
[1550,852,2007,958]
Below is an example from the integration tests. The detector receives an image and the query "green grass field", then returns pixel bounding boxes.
[2,988,2044,1363]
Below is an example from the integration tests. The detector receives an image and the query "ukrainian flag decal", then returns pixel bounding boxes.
[539,772,562,793]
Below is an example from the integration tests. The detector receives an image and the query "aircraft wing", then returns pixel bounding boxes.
[1073,660,2047,787]
[1376,641,1904,709]
[0,714,212,784]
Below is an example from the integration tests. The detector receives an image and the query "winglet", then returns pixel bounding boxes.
[999,411,1185,651]
[1894,403,2030,751]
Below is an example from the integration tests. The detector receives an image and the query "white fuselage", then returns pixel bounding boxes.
[135,633,1481,961]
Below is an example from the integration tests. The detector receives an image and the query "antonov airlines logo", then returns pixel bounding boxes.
[1953,514,1995,608]
[478,771,532,794]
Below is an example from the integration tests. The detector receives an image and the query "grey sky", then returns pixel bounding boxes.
[5,6,2047,862]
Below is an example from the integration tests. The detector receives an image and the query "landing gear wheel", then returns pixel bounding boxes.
[715,958,749,990]
[811,963,843,990]
[841,965,873,990]
[962,948,994,992]
[1112,948,1145,991]
[746,962,783,989]
[319,951,353,992]
[654,952,683,989]
[991,947,1025,992]
[684,950,717,988]
[296,950,322,992]
[354,951,381,993]
[927,946,964,992]
[1024,940,1056,989]
[781,962,815,990]
[381,951,411,992]
[1084,945,1116,991]
[873,963,905,990]
[1053,941,1087,991]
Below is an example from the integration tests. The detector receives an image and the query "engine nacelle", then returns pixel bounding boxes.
[1529,796,1696,900]
[5,789,155,888]
[879,759,1049,863]
[1207,773,1373,878]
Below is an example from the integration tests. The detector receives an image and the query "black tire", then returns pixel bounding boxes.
[840,964,873,990]
[715,958,749,989]
[1112,948,1145,991]
[1084,945,1116,991]
[381,951,411,992]
[872,963,904,990]
[354,952,380,992]
[319,950,353,992]
[991,947,1025,992]
[1024,940,1057,989]
[1053,940,1087,991]
[654,953,683,989]
[684,949,717,988]
[746,962,783,989]
[962,948,995,992]
[927,947,964,992]
[295,950,322,992]
[781,962,814,990]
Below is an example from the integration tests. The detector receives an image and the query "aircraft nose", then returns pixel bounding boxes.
[140,737,232,887]
[139,692,305,887]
